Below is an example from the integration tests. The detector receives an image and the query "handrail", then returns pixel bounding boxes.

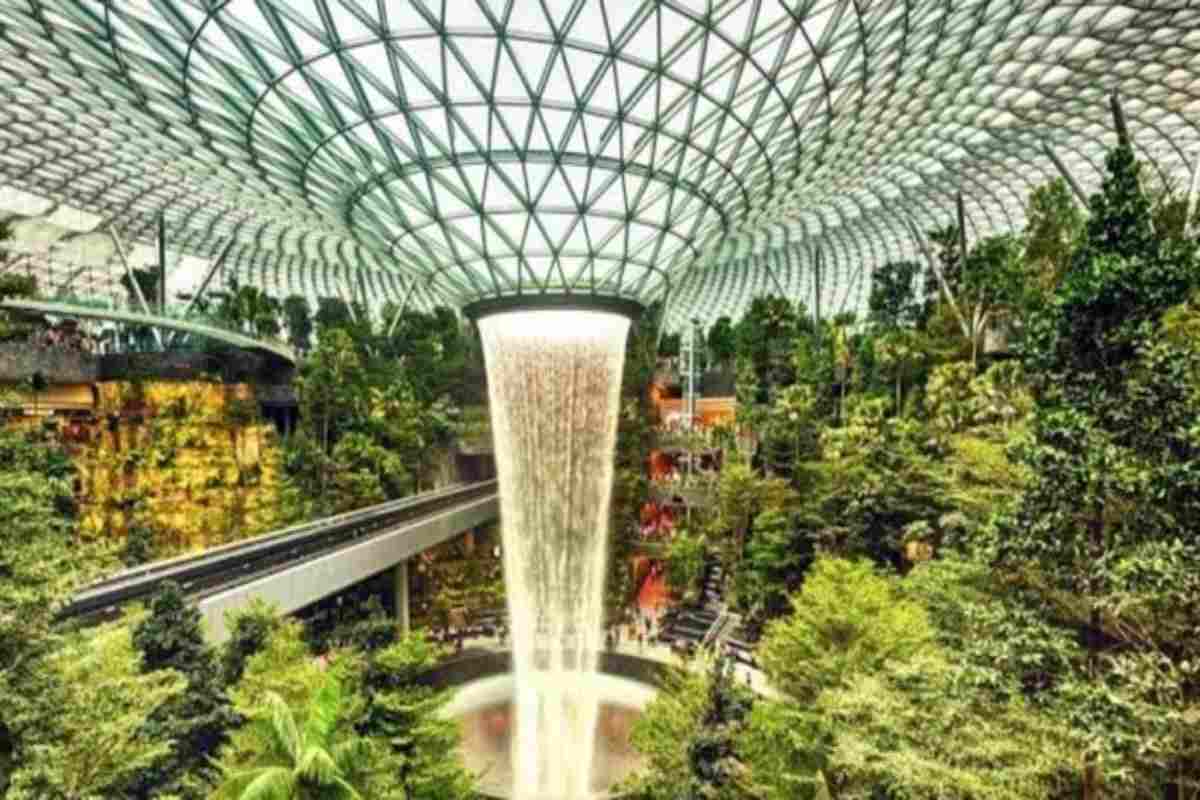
[702,611,734,650]
[61,479,499,619]
[1,296,296,363]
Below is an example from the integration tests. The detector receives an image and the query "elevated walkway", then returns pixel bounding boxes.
[1,298,296,364]
[63,481,499,642]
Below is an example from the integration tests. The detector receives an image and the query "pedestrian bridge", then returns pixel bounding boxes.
[0,297,296,364]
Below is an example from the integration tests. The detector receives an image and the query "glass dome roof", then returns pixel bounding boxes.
[1,1,1199,326]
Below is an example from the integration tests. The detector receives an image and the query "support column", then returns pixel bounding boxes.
[393,560,410,633]
[1041,142,1090,207]
[158,213,167,313]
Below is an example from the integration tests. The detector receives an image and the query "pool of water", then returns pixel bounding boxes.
[442,672,657,799]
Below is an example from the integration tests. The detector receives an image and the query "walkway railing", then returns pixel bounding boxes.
[1,295,296,363]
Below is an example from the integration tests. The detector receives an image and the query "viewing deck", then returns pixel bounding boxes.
[1,297,297,364]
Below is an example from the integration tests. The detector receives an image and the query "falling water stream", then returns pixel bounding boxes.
[479,309,630,800]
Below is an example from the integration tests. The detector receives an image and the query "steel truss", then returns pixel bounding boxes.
[0,1,1197,327]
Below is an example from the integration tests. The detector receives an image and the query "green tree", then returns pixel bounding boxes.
[625,656,755,800]
[222,600,283,687]
[912,230,1025,370]
[898,556,1080,701]
[610,303,660,615]
[624,665,711,799]
[711,463,755,556]
[219,619,403,798]
[228,619,342,717]
[361,633,475,800]
[0,429,118,794]
[746,555,1076,799]
[732,356,765,437]
[289,314,463,517]
[708,463,793,573]
[706,316,737,366]
[807,398,948,566]
[1002,133,1200,792]
[867,259,923,329]
[0,274,40,341]
[0,220,18,272]
[381,306,468,404]
[924,361,976,434]
[283,294,315,353]
[1024,177,1085,293]
[757,383,821,481]
[665,529,707,602]
[296,328,368,464]
[797,653,1074,799]
[734,296,797,396]
[828,322,855,422]
[214,676,372,800]
[872,326,927,413]
[685,657,755,800]
[208,278,282,338]
[4,623,185,800]
[624,301,663,402]
[367,379,454,494]
[959,233,1026,365]
[121,519,158,566]
[734,509,812,620]
[659,331,682,358]
[328,432,403,513]
[920,224,963,325]
[128,582,239,798]
[790,324,835,405]
[609,463,649,611]
[758,557,933,703]
[314,296,355,334]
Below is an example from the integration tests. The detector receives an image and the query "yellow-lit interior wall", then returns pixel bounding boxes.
[72,381,288,555]
[5,383,95,413]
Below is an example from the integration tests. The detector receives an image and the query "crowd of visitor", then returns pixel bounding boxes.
[29,320,97,353]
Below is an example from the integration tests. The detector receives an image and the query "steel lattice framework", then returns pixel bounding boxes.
[1,1,1199,327]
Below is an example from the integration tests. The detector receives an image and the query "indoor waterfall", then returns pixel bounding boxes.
[479,308,631,800]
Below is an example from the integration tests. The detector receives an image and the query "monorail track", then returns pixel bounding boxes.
[60,480,498,620]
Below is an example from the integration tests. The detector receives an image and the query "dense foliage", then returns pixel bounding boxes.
[627,125,1200,799]
[0,429,119,796]
[126,583,239,798]
[215,618,473,800]
[284,307,468,518]
[0,421,477,799]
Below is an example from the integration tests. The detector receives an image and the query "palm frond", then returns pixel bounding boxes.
[264,691,303,763]
[297,745,340,785]
[331,736,373,775]
[304,674,342,747]
[211,767,260,800]
[329,775,365,800]
[226,766,294,800]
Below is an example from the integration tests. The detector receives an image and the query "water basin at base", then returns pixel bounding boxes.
[443,672,657,800]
